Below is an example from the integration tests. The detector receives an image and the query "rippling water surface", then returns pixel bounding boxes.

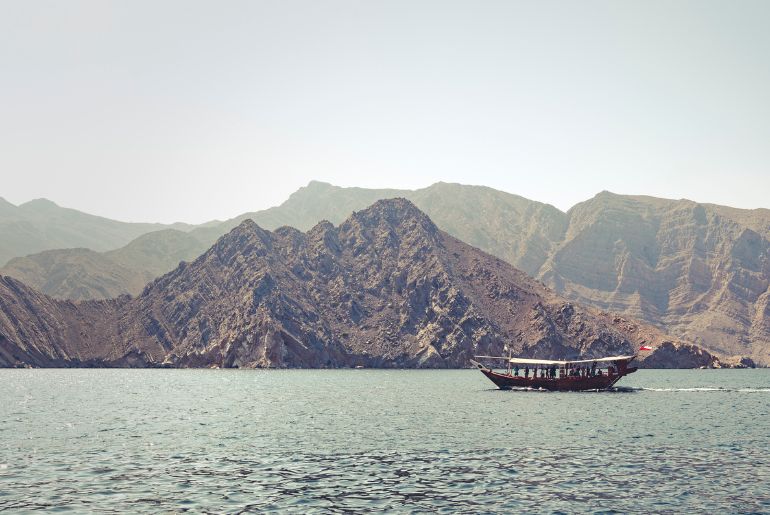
[1,369,769,513]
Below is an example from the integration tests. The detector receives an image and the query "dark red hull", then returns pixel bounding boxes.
[479,367,637,391]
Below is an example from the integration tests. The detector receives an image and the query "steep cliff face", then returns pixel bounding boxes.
[0,200,710,368]
[538,192,770,365]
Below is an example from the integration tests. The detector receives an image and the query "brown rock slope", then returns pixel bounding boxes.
[0,276,130,367]
[0,199,711,368]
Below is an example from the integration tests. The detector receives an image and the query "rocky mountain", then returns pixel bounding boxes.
[3,182,768,365]
[0,197,201,266]
[0,199,712,369]
[190,185,770,366]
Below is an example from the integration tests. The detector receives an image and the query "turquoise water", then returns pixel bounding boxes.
[1,369,768,513]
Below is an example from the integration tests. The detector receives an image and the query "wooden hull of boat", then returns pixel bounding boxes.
[479,367,637,391]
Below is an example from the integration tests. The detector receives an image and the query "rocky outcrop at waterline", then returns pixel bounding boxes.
[0,199,719,369]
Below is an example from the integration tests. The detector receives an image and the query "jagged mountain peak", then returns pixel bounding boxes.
[219,218,273,240]
[138,200,441,303]
[205,218,275,257]
[344,198,438,234]
[308,219,335,234]
[230,217,260,231]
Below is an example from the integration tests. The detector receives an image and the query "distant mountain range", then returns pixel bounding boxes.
[1,181,768,365]
[1,230,213,300]
[0,196,215,266]
[0,199,712,368]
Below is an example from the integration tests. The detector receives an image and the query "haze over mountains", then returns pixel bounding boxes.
[0,199,712,369]
[0,196,208,266]
[1,181,768,365]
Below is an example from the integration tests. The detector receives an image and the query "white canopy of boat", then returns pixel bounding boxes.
[473,355,635,365]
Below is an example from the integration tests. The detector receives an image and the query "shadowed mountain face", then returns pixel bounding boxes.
[0,197,199,266]
[0,200,711,369]
[2,183,767,364]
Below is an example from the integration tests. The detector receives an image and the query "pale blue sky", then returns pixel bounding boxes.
[1,0,769,223]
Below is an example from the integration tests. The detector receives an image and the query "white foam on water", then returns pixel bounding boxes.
[638,387,770,393]
[636,387,721,392]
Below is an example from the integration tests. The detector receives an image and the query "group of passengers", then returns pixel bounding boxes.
[512,361,609,380]
[513,364,559,379]
[567,362,602,378]
[514,364,559,379]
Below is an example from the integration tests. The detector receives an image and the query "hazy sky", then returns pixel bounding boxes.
[2,0,769,223]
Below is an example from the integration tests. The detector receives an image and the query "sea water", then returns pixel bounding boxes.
[1,369,768,513]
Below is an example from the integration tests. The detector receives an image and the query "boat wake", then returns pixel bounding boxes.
[625,387,770,393]
[488,385,770,394]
